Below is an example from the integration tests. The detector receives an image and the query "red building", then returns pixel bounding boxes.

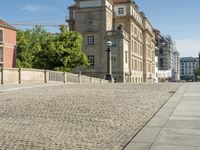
[0,19,17,68]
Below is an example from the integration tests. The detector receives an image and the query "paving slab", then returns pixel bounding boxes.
[160,127,200,136]
[165,116,200,129]
[124,83,200,150]
[155,107,174,117]
[124,142,151,150]
[154,130,200,147]
[149,144,200,150]
[146,115,169,127]
[132,127,162,143]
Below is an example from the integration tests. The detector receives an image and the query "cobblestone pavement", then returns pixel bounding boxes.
[0,83,182,150]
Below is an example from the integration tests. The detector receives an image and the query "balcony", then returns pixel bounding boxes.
[106,30,129,39]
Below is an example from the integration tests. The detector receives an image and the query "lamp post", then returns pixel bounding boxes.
[105,40,113,82]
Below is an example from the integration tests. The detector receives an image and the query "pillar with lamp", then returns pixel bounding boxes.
[105,39,114,82]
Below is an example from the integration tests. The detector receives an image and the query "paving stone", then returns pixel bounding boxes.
[0,83,182,149]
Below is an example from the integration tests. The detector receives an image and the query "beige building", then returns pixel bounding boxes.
[68,0,155,82]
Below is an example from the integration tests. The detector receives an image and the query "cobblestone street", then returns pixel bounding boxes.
[0,83,182,150]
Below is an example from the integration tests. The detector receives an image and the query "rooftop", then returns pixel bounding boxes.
[0,20,16,31]
[112,0,130,4]
[180,57,199,62]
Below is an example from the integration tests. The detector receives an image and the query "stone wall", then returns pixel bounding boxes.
[0,68,108,84]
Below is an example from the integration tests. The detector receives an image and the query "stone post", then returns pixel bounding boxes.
[44,69,47,83]
[0,65,3,85]
[78,72,81,83]
[18,67,21,84]
[90,77,93,83]
[63,72,67,83]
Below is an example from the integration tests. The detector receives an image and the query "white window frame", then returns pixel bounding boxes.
[111,56,117,62]
[87,36,95,45]
[88,55,94,67]
[118,7,124,15]
[114,6,126,16]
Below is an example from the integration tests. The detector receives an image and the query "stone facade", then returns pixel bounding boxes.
[0,20,16,68]
[180,57,199,81]
[68,0,155,82]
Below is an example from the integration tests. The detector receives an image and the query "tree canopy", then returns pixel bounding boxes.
[16,25,88,71]
[194,66,200,81]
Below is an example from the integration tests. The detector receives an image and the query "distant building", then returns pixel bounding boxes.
[154,29,180,82]
[68,0,156,83]
[172,49,180,81]
[180,57,199,81]
[154,56,158,83]
[0,20,17,68]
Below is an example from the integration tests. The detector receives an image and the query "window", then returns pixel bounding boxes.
[0,30,3,43]
[134,60,137,70]
[88,55,94,67]
[0,47,3,62]
[111,56,116,61]
[140,62,142,71]
[159,48,163,55]
[134,41,137,53]
[131,40,134,52]
[87,36,94,45]
[160,58,163,68]
[134,27,137,35]
[125,51,128,63]
[132,58,134,70]
[118,7,124,15]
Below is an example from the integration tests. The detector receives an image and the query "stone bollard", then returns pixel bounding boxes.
[78,72,81,83]
[18,67,21,84]
[63,72,67,83]
[44,69,47,83]
[0,66,3,85]
[90,77,93,83]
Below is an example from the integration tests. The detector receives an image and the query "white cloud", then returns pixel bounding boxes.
[22,4,43,12]
[176,38,200,57]
[22,4,58,12]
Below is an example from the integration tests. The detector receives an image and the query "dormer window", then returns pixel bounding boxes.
[115,6,126,16]
[118,8,124,15]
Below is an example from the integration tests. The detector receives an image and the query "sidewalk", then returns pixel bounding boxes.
[0,82,64,92]
[124,83,200,150]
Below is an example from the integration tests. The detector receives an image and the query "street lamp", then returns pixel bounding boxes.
[105,39,113,82]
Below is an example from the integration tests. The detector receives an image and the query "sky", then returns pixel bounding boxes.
[0,0,200,57]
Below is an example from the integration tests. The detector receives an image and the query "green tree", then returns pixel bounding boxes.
[194,66,200,81]
[16,25,88,71]
[16,26,48,68]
